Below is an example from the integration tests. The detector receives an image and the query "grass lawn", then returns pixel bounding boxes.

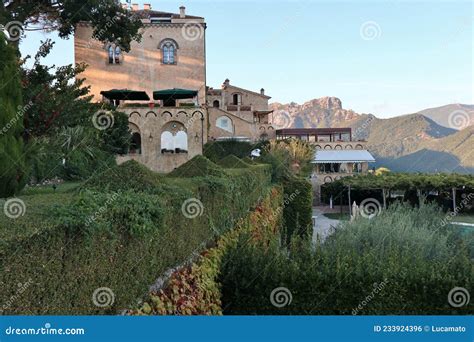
[0,182,80,241]
[322,213,350,221]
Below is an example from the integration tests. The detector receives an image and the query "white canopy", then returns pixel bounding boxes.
[312,150,375,163]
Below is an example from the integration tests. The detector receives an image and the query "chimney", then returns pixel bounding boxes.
[179,6,186,18]
[143,3,151,10]
[223,79,230,86]
[132,3,138,11]
[260,88,265,95]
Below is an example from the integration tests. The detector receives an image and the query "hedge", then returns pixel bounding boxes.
[219,203,474,315]
[282,176,313,242]
[203,140,265,163]
[0,160,272,314]
[129,187,283,315]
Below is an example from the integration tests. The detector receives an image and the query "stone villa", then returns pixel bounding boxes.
[74,3,275,172]
[74,2,374,193]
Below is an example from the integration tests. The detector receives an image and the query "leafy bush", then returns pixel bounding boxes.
[217,155,250,169]
[0,160,272,314]
[203,140,262,162]
[220,203,474,315]
[168,155,226,178]
[282,176,313,242]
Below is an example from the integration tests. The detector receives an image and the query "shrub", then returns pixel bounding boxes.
[220,203,474,315]
[0,159,272,314]
[217,155,250,169]
[282,176,313,242]
[168,155,226,178]
[204,140,263,162]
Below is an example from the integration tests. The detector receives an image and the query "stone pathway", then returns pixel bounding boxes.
[312,207,341,244]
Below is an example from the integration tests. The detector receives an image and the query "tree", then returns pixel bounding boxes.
[1,0,142,52]
[0,33,27,197]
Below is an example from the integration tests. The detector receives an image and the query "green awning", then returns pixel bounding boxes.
[153,88,198,100]
[100,89,150,101]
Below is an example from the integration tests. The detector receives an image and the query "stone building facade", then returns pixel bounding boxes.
[74,4,275,173]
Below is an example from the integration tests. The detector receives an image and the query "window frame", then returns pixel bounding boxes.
[159,39,179,65]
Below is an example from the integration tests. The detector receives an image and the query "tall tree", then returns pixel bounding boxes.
[0,33,27,197]
[1,0,142,52]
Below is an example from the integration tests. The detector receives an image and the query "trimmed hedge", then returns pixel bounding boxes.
[0,161,272,314]
[282,176,313,242]
[217,155,250,169]
[130,187,283,315]
[203,140,264,163]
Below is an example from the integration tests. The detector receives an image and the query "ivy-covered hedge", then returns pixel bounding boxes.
[0,161,272,314]
[203,140,265,163]
[130,187,283,315]
[282,176,313,242]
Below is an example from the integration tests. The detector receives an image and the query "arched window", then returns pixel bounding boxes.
[160,39,178,65]
[161,121,188,153]
[130,132,142,154]
[216,115,233,133]
[213,100,220,108]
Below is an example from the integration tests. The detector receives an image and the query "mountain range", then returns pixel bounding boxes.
[270,98,473,173]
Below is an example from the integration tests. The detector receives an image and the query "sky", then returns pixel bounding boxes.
[19,0,473,118]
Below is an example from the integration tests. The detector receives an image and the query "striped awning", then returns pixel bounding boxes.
[312,150,375,163]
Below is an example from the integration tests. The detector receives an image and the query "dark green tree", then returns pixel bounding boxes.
[1,0,142,52]
[0,33,27,197]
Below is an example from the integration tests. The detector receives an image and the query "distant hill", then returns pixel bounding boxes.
[270,97,473,173]
[417,104,474,130]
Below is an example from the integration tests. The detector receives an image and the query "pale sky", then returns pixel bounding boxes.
[20,0,473,118]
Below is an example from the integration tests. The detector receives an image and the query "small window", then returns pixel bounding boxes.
[107,44,121,64]
[216,116,233,133]
[232,93,242,105]
[213,100,220,108]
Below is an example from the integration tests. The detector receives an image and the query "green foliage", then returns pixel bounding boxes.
[100,110,131,155]
[2,0,142,52]
[169,155,227,178]
[203,140,260,162]
[0,160,272,314]
[0,33,27,197]
[217,154,250,168]
[282,176,313,242]
[220,203,474,315]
